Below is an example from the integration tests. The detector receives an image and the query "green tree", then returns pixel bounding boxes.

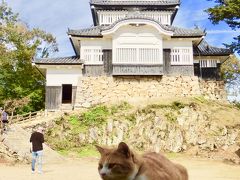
[0,1,58,113]
[221,55,240,101]
[206,0,240,102]
[206,0,240,53]
[221,55,240,83]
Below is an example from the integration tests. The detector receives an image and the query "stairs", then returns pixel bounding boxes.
[1,115,64,164]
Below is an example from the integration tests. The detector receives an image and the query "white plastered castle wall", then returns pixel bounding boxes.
[45,65,83,86]
[112,25,163,64]
[163,40,193,49]
[80,38,112,49]
[163,39,194,65]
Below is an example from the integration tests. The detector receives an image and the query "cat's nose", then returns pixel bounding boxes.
[100,172,107,177]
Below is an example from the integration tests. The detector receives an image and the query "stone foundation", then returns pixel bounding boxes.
[75,76,227,107]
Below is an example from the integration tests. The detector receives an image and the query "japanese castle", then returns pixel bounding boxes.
[34,0,232,110]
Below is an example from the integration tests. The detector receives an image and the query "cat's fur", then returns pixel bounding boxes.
[96,142,188,180]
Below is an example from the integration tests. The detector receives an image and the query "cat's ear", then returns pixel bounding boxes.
[95,145,106,155]
[117,142,131,158]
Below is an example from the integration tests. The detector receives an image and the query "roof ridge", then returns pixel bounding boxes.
[34,56,84,64]
[35,56,80,60]
[90,0,180,5]
[193,39,232,56]
[201,39,230,50]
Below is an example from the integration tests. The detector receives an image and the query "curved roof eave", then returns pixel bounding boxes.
[101,18,174,36]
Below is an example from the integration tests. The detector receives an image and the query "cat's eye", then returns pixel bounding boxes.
[98,163,103,169]
[108,163,117,169]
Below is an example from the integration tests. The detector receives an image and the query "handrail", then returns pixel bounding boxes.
[9,110,46,124]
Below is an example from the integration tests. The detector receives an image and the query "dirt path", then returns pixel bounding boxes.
[0,157,240,180]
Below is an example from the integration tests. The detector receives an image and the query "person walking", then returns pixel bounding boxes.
[30,126,44,174]
[1,108,9,132]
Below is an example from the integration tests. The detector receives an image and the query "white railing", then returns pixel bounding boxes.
[82,48,103,64]
[98,11,127,25]
[171,48,193,65]
[114,47,161,64]
[143,11,171,25]
[200,60,217,68]
[98,10,172,25]
[109,0,177,1]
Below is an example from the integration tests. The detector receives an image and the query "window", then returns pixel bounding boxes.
[115,47,161,64]
[82,48,103,64]
[200,60,217,68]
[171,48,193,65]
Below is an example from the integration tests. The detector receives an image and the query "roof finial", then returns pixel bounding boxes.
[194,24,200,29]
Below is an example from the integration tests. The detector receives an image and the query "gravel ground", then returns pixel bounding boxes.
[0,157,240,180]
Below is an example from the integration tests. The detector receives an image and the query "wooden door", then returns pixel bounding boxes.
[163,49,171,74]
[103,49,112,75]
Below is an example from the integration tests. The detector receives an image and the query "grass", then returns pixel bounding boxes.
[81,105,110,127]
[78,145,99,158]
[165,152,181,159]
[57,145,99,158]
[46,98,240,158]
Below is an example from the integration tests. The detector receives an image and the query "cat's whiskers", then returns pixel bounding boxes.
[99,162,111,177]
[128,164,139,180]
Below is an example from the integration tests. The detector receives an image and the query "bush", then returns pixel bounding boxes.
[80,105,110,127]
[234,102,240,109]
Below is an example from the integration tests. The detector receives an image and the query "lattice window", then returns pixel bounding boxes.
[115,47,161,64]
[98,11,127,25]
[82,48,103,64]
[98,10,172,25]
[143,11,171,25]
[171,48,193,65]
[200,60,217,68]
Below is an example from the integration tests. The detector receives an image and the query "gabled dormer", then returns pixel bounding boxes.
[90,0,180,26]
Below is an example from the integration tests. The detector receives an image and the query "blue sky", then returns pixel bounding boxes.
[6,0,239,57]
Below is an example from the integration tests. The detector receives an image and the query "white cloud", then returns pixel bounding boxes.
[6,0,91,57]
[5,0,237,57]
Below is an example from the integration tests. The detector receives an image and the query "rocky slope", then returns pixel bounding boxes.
[45,98,240,164]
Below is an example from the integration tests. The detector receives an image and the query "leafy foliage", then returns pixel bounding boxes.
[206,0,240,100]
[220,55,240,100]
[221,55,240,82]
[206,0,240,53]
[0,1,58,114]
[234,102,240,109]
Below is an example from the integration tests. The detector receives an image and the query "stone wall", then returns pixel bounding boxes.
[76,106,240,163]
[75,76,226,107]
[199,80,227,100]
[167,65,194,76]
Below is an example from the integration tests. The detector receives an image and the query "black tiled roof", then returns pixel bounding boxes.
[34,56,83,64]
[193,40,232,56]
[68,16,205,37]
[68,26,103,37]
[170,26,205,37]
[90,0,180,6]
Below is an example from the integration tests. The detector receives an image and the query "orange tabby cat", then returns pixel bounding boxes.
[96,142,188,180]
